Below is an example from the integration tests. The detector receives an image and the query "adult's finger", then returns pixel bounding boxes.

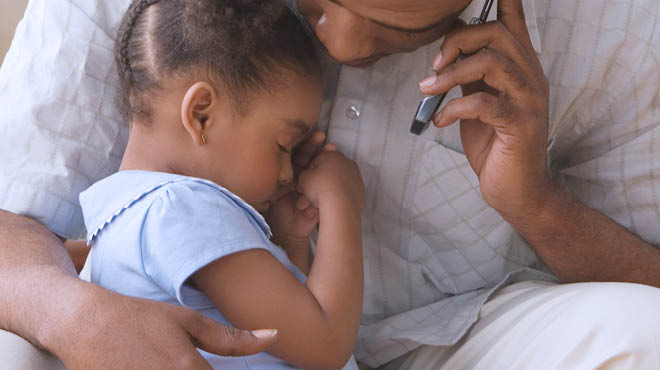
[432,21,539,80]
[497,0,535,55]
[433,91,522,133]
[293,131,326,169]
[421,49,535,104]
[182,310,278,357]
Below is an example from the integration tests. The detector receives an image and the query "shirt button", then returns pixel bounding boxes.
[346,105,360,120]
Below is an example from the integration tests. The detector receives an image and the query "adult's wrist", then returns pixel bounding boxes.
[503,180,575,242]
[36,272,102,358]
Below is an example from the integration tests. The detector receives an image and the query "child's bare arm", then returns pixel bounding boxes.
[280,237,312,275]
[193,151,364,370]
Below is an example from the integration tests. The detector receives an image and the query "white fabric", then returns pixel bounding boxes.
[0,331,64,370]
[387,281,660,370]
[0,0,659,368]
[0,0,132,239]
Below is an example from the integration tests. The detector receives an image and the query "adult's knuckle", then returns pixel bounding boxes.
[492,101,512,121]
[481,50,503,72]
[474,92,491,107]
[220,325,242,342]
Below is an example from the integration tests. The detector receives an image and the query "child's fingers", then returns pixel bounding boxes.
[303,206,319,220]
[295,194,312,211]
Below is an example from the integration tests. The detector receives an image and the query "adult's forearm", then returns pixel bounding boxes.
[511,184,660,286]
[0,210,82,349]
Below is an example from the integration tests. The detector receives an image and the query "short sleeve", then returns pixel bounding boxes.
[140,181,272,309]
[0,0,131,238]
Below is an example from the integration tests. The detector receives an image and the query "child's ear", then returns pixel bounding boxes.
[181,82,218,146]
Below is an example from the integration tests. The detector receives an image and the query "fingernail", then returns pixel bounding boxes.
[432,51,443,71]
[252,329,278,339]
[433,111,443,126]
[419,75,436,89]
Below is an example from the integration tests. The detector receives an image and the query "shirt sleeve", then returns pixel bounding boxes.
[140,181,272,309]
[0,0,130,238]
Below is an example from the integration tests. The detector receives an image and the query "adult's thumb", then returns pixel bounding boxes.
[497,0,535,54]
[185,312,278,357]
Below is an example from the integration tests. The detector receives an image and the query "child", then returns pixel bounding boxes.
[79,0,364,369]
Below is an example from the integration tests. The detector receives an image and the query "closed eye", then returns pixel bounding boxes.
[278,143,291,153]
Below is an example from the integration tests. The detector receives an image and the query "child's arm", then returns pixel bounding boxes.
[280,236,312,275]
[193,151,364,370]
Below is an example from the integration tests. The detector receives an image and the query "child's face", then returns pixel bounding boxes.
[205,73,323,211]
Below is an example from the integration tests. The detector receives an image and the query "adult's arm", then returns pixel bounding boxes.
[419,0,660,286]
[0,210,278,370]
[514,185,660,285]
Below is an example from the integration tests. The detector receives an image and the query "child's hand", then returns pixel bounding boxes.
[297,151,365,211]
[266,190,319,248]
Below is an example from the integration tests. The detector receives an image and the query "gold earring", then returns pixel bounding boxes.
[201,133,207,144]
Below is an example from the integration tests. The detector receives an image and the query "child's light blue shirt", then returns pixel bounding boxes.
[80,171,358,370]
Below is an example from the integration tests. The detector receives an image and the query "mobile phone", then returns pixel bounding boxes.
[409,0,494,136]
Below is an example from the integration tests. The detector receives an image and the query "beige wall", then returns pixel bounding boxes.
[1,0,29,63]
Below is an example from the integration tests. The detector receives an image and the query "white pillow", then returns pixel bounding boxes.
[0,0,131,238]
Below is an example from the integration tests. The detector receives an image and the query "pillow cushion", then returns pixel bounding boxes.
[0,0,131,238]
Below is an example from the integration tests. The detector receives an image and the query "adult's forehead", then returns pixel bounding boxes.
[336,0,466,29]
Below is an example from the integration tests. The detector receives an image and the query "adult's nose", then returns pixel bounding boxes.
[313,6,377,64]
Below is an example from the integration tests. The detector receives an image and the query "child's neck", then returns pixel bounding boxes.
[119,127,178,175]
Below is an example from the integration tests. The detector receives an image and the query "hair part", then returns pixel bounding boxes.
[115,0,321,123]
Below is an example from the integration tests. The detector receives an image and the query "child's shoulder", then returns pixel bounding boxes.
[81,171,271,245]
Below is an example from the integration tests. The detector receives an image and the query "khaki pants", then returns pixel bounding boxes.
[381,280,660,370]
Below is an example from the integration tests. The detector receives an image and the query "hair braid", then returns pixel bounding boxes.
[116,0,161,80]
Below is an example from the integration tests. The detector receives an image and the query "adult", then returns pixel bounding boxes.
[1,0,659,369]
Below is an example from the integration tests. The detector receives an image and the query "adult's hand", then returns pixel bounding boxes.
[50,283,278,370]
[419,0,553,223]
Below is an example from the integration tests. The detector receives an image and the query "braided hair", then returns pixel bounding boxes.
[115,0,320,123]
